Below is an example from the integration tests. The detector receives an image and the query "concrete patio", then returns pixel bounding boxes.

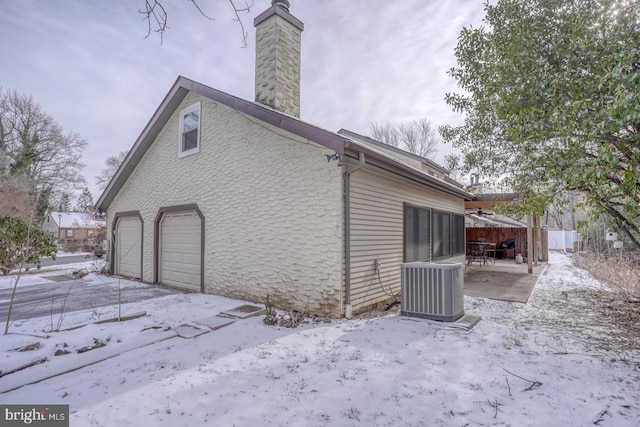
[463,259,547,303]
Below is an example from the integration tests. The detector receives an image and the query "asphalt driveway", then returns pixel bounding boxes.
[0,276,182,322]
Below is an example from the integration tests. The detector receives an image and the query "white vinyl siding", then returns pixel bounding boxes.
[348,163,465,313]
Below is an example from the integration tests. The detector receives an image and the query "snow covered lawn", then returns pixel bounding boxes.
[0,252,638,426]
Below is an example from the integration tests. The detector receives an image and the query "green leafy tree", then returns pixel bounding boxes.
[0,216,57,275]
[1,215,58,334]
[442,0,640,248]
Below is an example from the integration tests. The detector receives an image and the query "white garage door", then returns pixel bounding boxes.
[160,211,201,291]
[116,216,142,279]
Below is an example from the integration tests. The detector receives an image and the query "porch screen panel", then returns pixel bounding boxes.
[452,214,465,255]
[433,210,451,258]
[404,205,430,262]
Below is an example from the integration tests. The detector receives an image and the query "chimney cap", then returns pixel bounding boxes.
[272,0,290,11]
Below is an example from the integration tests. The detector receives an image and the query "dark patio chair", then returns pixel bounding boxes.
[467,241,487,266]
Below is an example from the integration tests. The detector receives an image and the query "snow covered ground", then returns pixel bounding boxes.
[0,252,638,426]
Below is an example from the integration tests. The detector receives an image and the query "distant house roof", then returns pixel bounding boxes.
[492,214,527,227]
[96,76,473,211]
[466,213,500,226]
[48,211,105,229]
[466,212,526,227]
[465,193,520,211]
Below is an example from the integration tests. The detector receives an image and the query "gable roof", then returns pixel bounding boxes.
[46,211,105,228]
[96,76,472,211]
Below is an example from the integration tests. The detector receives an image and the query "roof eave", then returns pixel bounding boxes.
[338,128,450,175]
[96,76,473,213]
[96,76,347,212]
[344,143,474,201]
[96,77,190,212]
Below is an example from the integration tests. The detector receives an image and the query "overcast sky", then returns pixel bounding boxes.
[0,0,486,200]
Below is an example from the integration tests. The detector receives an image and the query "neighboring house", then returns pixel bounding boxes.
[42,211,106,252]
[95,1,473,317]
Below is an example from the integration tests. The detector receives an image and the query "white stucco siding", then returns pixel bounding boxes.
[107,92,344,315]
[348,163,466,313]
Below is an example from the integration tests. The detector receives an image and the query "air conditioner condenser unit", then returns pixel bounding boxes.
[401,262,464,322]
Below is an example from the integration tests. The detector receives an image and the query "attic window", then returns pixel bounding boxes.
[178,102,201,157]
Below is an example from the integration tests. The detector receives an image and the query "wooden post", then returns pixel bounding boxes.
[533,215,539,266]
[527,215,533,274]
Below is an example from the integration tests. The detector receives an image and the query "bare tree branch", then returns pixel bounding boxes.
[139,0,254,47]
[139,0,168,43]
[370,122,400,148]
[190,0,215,22]
[96,150,128,191]
[0,88,87,213]
[370,118,439,159]
[229,0,254,48]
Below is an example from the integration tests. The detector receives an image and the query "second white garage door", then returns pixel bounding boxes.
[159,211,201,291]
[116,216,142,279]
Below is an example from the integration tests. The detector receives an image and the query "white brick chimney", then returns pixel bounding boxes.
[254,0,304,118]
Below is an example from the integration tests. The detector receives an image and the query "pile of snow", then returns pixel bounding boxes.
[0,252,638,426]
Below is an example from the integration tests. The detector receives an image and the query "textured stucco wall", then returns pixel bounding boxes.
[107,92,344,316]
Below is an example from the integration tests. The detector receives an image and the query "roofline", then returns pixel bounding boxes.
[473,193,520,202]
[344,143,474,200]
[337,128,450,175]
[466,212,499,226]
[96,76,348,211]
[466,212,526,228]
[96,76,473,211]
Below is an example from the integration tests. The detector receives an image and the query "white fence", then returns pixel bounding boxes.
[548,230,582,252]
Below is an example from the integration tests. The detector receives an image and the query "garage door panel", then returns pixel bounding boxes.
[116,216,142,279]
[160,211,201,291]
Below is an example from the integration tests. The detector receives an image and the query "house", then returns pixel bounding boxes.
[42,211,106,252]
[95,0,473,317]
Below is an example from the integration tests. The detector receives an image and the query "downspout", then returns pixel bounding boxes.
[344,152,366,319]
[109,213,116,276]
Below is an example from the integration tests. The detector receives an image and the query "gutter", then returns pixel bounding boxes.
[343,145,473,200]
[344,152,366,319]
